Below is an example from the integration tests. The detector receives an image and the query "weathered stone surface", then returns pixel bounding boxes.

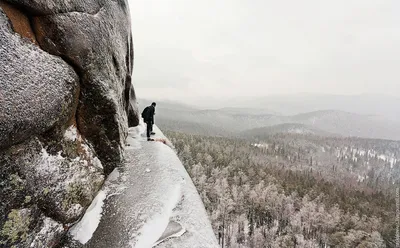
[4,0,106,15]
[126,36,139,128]
[0,207,65,247]
[0,129,104,246]
[0,1,37,44]
[29,217,65,247]
[30,0,138,173]
[1,0,138,173]
[0,208,36,246]
[0,0,138,246]
[0,7,79,149]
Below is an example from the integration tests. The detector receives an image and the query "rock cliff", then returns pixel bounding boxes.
[0,0,137,246]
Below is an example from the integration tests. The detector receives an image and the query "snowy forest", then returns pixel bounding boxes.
[165,130,399,248]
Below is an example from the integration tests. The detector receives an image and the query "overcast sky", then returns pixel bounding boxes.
[129,0,400,102]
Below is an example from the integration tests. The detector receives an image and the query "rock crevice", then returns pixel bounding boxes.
[0,1,37,44]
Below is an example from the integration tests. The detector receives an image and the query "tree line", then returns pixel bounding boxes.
[165,131,397,248]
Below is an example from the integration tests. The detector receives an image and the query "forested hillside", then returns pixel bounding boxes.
[165,131,398,248]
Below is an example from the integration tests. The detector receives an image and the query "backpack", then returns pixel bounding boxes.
[141,106,149,120]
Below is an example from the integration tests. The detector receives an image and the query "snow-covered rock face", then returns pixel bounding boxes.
[0,0,137,246]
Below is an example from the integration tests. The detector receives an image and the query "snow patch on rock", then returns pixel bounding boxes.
[252,143,269,148]
[68,167,127,244]
[64,126,78,141]
[69,190,107,244]
[132,184,182,248]
[107,168,120,182]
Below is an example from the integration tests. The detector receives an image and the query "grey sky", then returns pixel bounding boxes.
[129,0,400,102]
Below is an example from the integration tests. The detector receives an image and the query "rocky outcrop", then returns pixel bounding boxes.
[31,0,138,173]
[0,7,78,149]
[0,0,137,246]
[0,133,104,247]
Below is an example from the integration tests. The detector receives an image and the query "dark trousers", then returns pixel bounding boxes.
[146,121,152,138]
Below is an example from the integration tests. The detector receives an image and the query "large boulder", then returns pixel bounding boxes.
[0,0,137,246]
[0,7,79,150]
[2,0,138,174]
[31,0,138,174]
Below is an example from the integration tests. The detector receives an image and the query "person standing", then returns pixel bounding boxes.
[141,102,156,141]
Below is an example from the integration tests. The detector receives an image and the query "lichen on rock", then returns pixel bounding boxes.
[1,209,32,245]
[0,130,105,246]
[0,208,65,248]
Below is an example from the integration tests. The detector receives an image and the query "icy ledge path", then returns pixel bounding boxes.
[65,123,218,248]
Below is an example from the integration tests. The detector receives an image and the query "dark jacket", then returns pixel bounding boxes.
[143,105,155,123]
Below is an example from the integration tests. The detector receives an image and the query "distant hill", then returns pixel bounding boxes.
[178,93,400,122]
[217,107,280,116]
[155,119,234,137]
[137,99,400,141]
[287,110,400,140]
[240,123,336,138]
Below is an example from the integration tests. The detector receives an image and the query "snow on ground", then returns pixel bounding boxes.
[153,221,186,247]
[150,125,218,248]
[390,158,397,168]
[68,166,124,245]
[334,147,398,168]
[66,123,218,248]
[133,184,182,248]
[357,174,369,182]
[107,167,120,182]
[126,121,145,150]
[252,143,269,148]
[378,154,387,161]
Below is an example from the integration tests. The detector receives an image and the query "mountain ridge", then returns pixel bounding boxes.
[141,99,400,141]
